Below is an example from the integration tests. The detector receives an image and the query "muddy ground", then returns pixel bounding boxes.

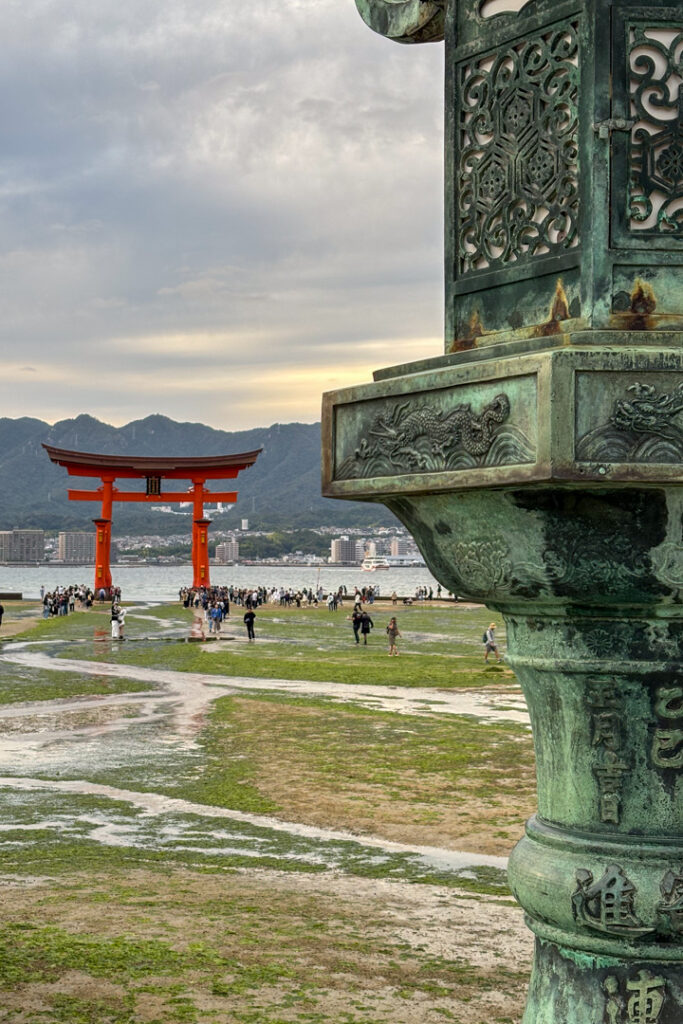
[0,601,533,1023]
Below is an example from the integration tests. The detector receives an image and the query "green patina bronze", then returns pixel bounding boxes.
[322,1,683,1020]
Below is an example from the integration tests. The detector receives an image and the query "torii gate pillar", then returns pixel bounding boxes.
[323,1,683,1020]
[93,518,113,594]
[92,476,114,594]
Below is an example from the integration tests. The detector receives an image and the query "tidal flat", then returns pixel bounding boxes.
[0,599,533,1023]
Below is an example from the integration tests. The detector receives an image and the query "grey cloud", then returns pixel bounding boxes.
[0,0,444,424]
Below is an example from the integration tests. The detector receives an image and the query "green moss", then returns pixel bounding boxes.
[0,663,152,704]
[184,692,532,813]
[0,923,222,986]
[26,603,511,691]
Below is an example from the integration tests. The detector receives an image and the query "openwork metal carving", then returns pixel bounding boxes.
[479,0,535,19]
[629,23,683,234]
[457,20,580,275]
[336,393,535,479]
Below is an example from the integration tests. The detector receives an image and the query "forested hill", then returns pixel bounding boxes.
[0,414,395,533]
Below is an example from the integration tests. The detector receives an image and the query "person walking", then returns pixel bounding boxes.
[360,610,374,645]
[350,608,363,644]
[244,608,256,642]
[484,622,502,663]
[111,604,120,640]
[386,616,401,656]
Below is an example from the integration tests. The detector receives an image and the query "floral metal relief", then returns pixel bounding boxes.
[448,538,549,600]
[457,21,579,275]
[336,392,535,480]
[629,23,683,235]
[541,517,651,594]
[576,381,683,462]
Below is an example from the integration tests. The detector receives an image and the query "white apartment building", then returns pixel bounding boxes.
[330,536,359,563]
[215,539,239,563]
[57,532,96,563]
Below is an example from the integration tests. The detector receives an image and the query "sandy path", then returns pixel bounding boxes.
[0,647,525,871]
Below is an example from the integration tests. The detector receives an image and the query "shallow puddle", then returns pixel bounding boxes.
[0,776,507,883]
[0,636,521,886]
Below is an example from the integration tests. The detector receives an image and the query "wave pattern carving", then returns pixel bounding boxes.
[336,393,535,479]
[577,381,683,463]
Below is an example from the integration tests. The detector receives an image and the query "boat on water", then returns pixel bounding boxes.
[360,557,391,571]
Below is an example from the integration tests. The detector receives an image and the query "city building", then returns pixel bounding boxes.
[390,536,408,556]
[215,539,239,563]
[0,529,45,563]
[57,532,96,563]
[329,535,360,564]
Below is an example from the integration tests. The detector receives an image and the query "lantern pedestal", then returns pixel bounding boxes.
[333,0,683,1015]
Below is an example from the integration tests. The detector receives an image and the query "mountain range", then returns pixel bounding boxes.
[0,414,396,534]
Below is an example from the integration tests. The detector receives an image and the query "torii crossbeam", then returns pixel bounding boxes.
[44,445,261,593]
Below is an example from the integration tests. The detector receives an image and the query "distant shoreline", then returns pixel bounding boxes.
[0,561,426,570]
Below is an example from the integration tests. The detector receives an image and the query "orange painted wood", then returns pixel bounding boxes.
[67,489,238,503]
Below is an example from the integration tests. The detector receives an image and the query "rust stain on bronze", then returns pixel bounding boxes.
[630,278,656,315]
[452,310,483,351]
[531,278,570,337]
[610,278,658,331]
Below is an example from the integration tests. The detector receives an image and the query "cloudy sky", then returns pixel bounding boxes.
[0,0,444,430]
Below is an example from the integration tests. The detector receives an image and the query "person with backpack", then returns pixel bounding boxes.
[484,622,502,663]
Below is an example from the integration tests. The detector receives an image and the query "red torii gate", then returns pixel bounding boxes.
[43,445,261,594]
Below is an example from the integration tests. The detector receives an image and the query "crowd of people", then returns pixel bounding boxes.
[176,582,413,650]
[38,584,125,618]
[40,584,94,616]
[29,579,498,659]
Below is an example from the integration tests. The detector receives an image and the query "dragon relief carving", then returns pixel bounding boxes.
[336,392,535,479]
[577,381,683,463]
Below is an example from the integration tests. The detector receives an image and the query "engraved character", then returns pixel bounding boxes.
[572,865,652,936]
[593,711,620,749]
[626,970,666,1024]
[588,682,620,708]
[652,728,683,770]
[654,685,683,719]
[600,790,621,825]
[658,869,683,934]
